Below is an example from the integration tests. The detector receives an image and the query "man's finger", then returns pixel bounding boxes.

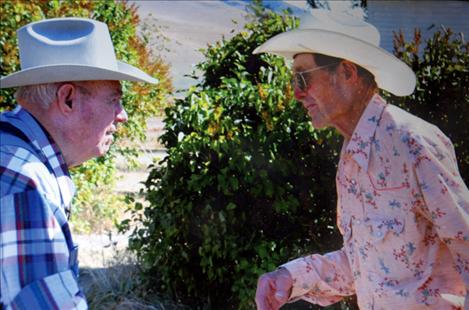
[256,293,271,310]
[256,274,274,310]
[274,290,288,303]
[273,268,292,304]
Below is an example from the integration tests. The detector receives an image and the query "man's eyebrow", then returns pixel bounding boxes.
[292,65,307,72]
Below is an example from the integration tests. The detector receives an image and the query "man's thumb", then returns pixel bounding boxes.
[274,290,288,302]
[273,268,292,303]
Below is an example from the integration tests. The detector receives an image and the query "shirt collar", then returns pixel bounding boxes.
[13,106,76,205]
[342,94,387,172]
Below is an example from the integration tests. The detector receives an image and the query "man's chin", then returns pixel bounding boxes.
[88,145,110,160]
[98,146,111,157]
[310,119,327,130]
[99,138,114,155]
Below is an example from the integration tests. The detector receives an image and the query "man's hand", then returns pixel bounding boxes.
[255,267,293,310]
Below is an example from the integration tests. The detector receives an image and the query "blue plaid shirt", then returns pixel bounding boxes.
[1,107,87,309]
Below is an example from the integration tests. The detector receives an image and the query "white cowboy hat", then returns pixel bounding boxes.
[0,17,158,88]
[253,9,416,97]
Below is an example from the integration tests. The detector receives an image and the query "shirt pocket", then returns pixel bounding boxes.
[365,216,405,243]
[362,216,406,278]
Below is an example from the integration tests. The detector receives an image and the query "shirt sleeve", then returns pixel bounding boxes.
[0,189,87,309]
[8,270,87,310]
[281,248,355,306]
[411,132,469,300]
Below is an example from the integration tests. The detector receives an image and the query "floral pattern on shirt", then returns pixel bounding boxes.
[283,95,468,309]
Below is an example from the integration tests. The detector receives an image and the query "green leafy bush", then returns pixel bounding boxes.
[0,0,172,232]
[387,27,468,184]
[125,7,345,309]
[124,5,467,310]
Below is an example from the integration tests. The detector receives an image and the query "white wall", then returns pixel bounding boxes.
[367,0,469,52]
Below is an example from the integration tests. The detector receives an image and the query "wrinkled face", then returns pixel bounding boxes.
[71,80,126,161]
[292,54,352,130]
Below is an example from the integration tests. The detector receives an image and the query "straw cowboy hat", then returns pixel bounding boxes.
[0,17,157,88]
[254,9,416,96]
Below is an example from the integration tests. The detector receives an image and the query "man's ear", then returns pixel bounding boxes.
[339,61,359,83]
[56,83,77,115]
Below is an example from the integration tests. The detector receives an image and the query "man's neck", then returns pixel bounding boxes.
[341,87,377,141]
[19,102,77,167]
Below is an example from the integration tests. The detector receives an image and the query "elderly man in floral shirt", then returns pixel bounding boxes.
[254,9,468,310]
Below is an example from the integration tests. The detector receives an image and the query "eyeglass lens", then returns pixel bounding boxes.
[293,72,308,92]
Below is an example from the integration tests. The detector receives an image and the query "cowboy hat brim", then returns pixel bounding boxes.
[0,61,158,88]
[253,29,416,97]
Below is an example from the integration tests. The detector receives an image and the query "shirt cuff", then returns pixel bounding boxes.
[281,256,321,300]
[9,269,87,310]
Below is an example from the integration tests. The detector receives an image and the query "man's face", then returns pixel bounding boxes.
[292,54,352,130]
[71,80,126,161]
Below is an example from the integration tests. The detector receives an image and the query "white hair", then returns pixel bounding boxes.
[15,83,62,110]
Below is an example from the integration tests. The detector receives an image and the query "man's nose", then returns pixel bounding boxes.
[294,86,306,101]
[115,102,128,123]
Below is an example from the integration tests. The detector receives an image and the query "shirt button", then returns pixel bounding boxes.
[355,219,361,225]
[376,231,383,237]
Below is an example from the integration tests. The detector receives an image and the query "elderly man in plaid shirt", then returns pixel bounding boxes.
[0,18,157,309]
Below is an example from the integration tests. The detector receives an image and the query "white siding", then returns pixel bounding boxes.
[367,0,469,52]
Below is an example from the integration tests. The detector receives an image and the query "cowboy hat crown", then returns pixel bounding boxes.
[0,17,157,88]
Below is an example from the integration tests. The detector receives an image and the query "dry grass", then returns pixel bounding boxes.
[79,248,187,310]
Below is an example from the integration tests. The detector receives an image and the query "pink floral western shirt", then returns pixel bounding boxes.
[283,95,469,309]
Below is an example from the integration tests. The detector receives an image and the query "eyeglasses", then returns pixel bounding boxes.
[292,63,339,92]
